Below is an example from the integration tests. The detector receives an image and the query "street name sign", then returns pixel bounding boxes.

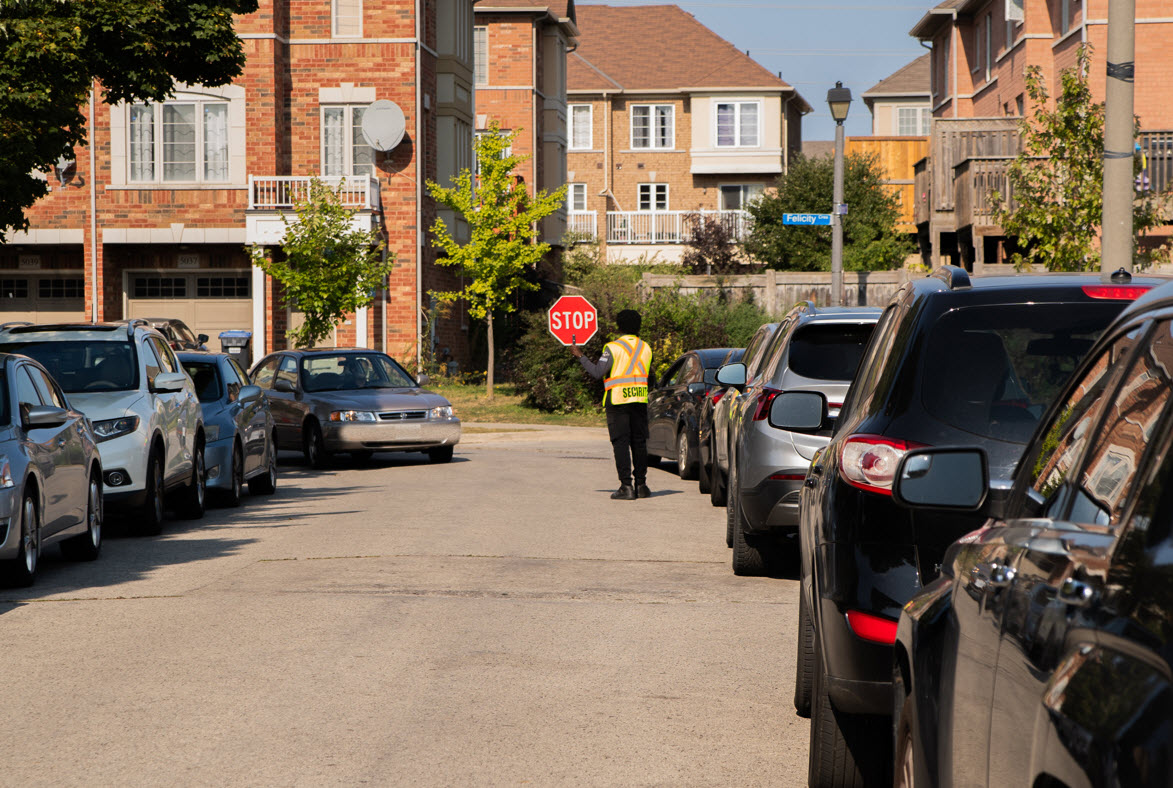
[782,213,832,226]
[548,295,598,346]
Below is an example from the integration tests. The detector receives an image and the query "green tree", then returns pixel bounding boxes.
[250,180,390,349]
[744,152,912,271]
[427,122,565,400]
[996,45,1161,271]
[0,0,257,240]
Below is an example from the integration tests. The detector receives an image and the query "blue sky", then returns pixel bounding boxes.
[576,0,932,141]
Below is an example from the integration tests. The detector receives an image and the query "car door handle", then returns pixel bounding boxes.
[1058,578,1096,606]
[974,561,1016,588]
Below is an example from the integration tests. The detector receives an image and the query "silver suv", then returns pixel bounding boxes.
[0,321,207,535]
[717,303,881,575]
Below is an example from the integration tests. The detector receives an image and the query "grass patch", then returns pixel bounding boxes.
[430,381,605,427]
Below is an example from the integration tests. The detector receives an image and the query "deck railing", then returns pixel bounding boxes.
[604,210,751,244]
[567,211,598,239]
[248,175,381,210]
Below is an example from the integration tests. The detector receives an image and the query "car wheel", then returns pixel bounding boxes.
[1,493,39,588]
[794,585,816,717]
[62,472,102,561]
[134,451,165,536]
[304,421,329,469]
[894,692,919,788]
[710,435,728,509]
[177,440,207,520]
[676,430,697,481]
[808,637,891,787]
[428,445,454,463]
[223,443,244,507]
[697,437,712,495]
[248,434,278,495]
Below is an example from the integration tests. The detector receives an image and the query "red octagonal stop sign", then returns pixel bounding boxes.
[548,295,598,346]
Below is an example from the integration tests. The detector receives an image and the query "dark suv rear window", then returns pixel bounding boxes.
[787,323,875,381]
[920,303,1123,443]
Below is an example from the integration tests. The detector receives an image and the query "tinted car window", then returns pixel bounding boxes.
[222,360,244,400]
[182,361,222,403]
[141,340,162,383]
[921,303,1123,443]
[228,358,251,386]
[662,358,686,387]
[301,354,416,391]
[27,366,66,408]
[276,357,298,388]
[15,368,42,410]
[741,325,776,379]
[0,371,9,425]
[786,324,874,381]
[252,357,279,388]
[152,336,179,373]
[0,340,138,393]
[838,305,900,425]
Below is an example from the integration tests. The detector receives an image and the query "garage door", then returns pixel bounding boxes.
[126,272,252,352]
[0,274,87,325]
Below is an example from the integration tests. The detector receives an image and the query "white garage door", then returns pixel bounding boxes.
[126,271,252,352]
[0,274,87,325]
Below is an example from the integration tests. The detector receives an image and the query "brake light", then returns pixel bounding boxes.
[752,387,782,421]
[838,434,923,495]
[1082,285,1151,300]
[846,610,898,644]
[710,389,725,405]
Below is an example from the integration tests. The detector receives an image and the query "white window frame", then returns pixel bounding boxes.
[895,106,931,136]
[127,100,231,184]
[637,183,669,211]
[1060,0,1070,35]
[630,104,674,150]
[474,27,488,86]
[333,0,362,38]
[714,101,761,148]
[568,183,588,212]
[569,104,592,150]
[719,184,764,211]
[321,105,376,177]
[984,13,993,82]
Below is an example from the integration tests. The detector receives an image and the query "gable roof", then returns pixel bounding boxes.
[567,4,803,102]
[909,0,964,39]
[862,54,930,104]
[475,0,577,28]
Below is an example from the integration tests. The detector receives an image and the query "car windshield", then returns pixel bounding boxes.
[182,361,222,403]
[0,370,8,426]
[173,323,197,344]
[787,323,875,381]
[920,302,1123,443]
[301,353,417,392]
[0,340,138,393]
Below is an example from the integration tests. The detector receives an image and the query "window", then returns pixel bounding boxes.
[569,105,592,150]
[197,276,250,298]
[15,368,42,411]
[568,183,588,212]
[39,278,84,299]
[253,357,279,389]
[897,106,931,136]
[638,183,668,211]
[985,13,993,81]
[0,279,29,299]
[473,130,511,175]
[322,106,375,177]
[631,104,674,149]
[133,276,187,298]
[474,27,487,86]
[141,340,162,383]
[716,102,759,147]
[27,366,66,409]
[277,356,298,388]
[129,101,229,183]
[1060,0,1070,35]
[333,0,362,38]
[719,184,764,211]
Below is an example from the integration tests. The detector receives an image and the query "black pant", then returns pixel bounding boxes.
[605,402,649,487]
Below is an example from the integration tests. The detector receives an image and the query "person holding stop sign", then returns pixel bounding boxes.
[571,309,652,500]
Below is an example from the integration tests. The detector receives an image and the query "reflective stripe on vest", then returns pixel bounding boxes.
[603,335,651,405]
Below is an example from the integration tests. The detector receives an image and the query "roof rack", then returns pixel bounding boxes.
[125,318,150,338]
[0,321,33,330]
[930,265,972,291]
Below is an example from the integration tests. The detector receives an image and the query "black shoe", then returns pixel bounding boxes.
[636,484,651,499]
[611,485,636,500]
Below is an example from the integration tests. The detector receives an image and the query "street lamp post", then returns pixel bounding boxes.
[827,81,852,307]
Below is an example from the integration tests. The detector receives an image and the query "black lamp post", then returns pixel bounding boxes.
[827,81,852,306]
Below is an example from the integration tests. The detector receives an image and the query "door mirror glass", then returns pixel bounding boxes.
[716,362,746,387]
[238,385,262,403]
[893,448,988,510]
[766,391,826,431]
[273,378,296,393]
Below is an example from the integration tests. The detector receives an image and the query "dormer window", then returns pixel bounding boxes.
[716,101,759,147]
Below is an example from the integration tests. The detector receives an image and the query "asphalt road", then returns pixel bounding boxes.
[0,424,808,787]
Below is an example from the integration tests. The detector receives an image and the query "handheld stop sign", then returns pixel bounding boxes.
[548,295,599,346]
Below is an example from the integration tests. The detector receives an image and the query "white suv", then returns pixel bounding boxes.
[0,321,207,534]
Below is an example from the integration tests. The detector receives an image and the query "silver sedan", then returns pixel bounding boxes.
[250,349,460,468]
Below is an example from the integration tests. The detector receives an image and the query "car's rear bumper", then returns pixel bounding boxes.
[323,419,461,452]
[740,476,804,534]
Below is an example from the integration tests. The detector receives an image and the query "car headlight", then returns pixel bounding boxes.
[0,456,13,489]
[329,410,377,422]
[92,416,140,442]
[429,406,454,419]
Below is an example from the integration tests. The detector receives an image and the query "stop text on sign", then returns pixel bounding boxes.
[550,310,595,332]
[548,295,599,346]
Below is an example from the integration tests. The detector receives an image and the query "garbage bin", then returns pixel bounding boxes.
[219,330,253,370]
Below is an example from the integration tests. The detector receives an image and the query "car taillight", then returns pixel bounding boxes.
[838,434,922,495]
[710,389,725,405]
[846,610,898,644]
[1082,285,1151,300]
[751,387,782,421]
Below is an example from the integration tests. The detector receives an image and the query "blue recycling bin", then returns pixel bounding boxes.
[219,330,253,369]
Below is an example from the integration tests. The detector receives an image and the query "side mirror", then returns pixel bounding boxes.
[416,373,430,388]
[197,334,209,345]
[23,404,68,430]
[715,362,746,388]
[273,378,296,394]
[239,385,262,403]
[767,391,826,432]
[893,448,988,510]
[687,382,707,396]
[151,371,188,393]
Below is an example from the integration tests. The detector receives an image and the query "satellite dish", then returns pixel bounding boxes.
[361,100,407,152]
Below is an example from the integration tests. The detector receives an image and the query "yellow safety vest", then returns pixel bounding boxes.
[603,335,651,405]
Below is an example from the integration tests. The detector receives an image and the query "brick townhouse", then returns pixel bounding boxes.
[910,0,1173,269]
[564,4,809,264]
[1,0,479,367]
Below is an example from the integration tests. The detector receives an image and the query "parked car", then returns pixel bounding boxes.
[0,321,207,535]
[0,353,103,587]
[707,323,780,510]
[646,348,736,479]
[720,302,880,575]
[250,348,460,467]
[696,347,744,496]
[178,351,277,505]
[795,267,1163,785]
[137,317,208,351]
[892,279,1173,788]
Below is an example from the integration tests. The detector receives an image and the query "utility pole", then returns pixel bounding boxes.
[1101,0,1136,275]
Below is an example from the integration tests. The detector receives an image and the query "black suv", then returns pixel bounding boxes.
[796,267,1163,785]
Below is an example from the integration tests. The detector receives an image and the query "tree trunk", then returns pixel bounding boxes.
[486,312,495,401]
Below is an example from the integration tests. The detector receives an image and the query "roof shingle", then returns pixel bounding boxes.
[862,54,930,100]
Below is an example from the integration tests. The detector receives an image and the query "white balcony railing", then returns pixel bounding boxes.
[248,175,381,211]
[605,209,751,244]
[567,211,597,239]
